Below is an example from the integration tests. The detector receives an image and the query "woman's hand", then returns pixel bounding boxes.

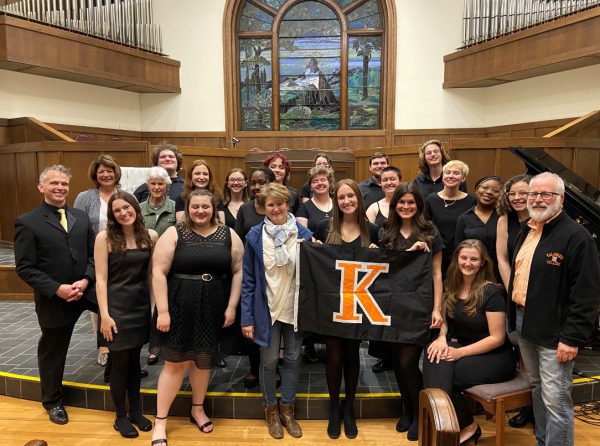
[242,325,254,341]
[156,312,171,333]
[443,346,465,362]
[223,306,236,328]
[100,315,118,342]
[430,308,443,329]
[407,241,430,252]
[427,337,448,363]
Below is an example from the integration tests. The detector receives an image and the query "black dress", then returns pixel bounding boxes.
[373,201,387,228]
[423,284,516,429]
[217,202,237,229]
[425,193,477,275]
[105,249,151,351]
[150,225,231,369]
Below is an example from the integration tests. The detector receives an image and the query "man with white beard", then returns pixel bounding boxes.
[508,172,600,446]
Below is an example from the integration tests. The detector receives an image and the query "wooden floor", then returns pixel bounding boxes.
[1,396,598,445]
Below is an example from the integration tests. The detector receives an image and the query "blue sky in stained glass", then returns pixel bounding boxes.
[335,0,356,8]
[284,1,337,19]
[347,0,382,29]
[258,0,290,10]
[239,2,274,32]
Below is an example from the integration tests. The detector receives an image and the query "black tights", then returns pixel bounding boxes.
[109,346,142,417]
[391,343,423,425]
[325,337,361,408]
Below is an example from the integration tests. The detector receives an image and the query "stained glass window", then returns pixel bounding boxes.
[348,36,381,129]
[347,0,381,30]
[239,2,274,32]
[236,0,385,131]
[240,39,273,130]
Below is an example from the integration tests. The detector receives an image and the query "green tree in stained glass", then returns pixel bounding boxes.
[240,39,273,130]
[348,36,381,129]
[352,37,381,100]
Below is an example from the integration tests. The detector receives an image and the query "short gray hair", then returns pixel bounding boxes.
[39,165,71,183]
[146,166,172,185]
[531,172,565,195]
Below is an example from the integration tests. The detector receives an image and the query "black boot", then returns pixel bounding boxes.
[396,397,412,432]
[327,401,341,439]
[342,400,357,439]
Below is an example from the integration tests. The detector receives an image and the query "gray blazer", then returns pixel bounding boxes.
[74,188,103,235]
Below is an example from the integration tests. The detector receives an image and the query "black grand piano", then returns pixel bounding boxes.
[510,147,600,347]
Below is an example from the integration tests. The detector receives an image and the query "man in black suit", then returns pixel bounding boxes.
[14,165,96,425]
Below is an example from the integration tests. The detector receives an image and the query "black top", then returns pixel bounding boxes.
[217,202,238,229]
[373,201,387,228]
[425,193,477,273]
[455,207,500,278]
[447,284,508,353]
[299,181,311,200]
[234,200,265,242]
[381,226,444,254]
[314,219,380,247]
[134,175,184,203]
[358,177,385,209]
[506,212,525,262]
[413,174,468,199]
[296,199,332,233]
[287,185,300,215]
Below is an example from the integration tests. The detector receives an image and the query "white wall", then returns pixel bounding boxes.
[1,0,599,132]
[139,0,227,132]
[0,69,141,131]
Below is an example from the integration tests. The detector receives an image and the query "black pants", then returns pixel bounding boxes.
[38,322,77,410]
[422,341,516,429]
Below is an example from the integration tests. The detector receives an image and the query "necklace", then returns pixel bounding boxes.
[313,198,332,217]
[441,196,456,208]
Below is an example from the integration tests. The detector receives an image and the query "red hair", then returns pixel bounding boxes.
[263,152,291,185]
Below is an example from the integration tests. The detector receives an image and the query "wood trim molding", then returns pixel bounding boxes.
[443,6,600,88]
[0,14,181,93]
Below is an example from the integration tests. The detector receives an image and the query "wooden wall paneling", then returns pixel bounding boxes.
[277,136,344,151]
[543,111,600,137]
[510,128,536,138]
[497,148,528,180]
[0,267,33,300]
[449,148,498,192]
[36,151,62,172]
[0,153,17,241]
[0,120,7,145]
[547,147,574,171]
[344,135,387,151]
[573,148,600,189]
[389,153,419,182]
[7,124,26,144]
[14,152,39,215]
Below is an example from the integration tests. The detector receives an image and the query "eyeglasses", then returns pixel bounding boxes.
[526,192,561,201]
[228,178,246,184]
[507,191,528,198]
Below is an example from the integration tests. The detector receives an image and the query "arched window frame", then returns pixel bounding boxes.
[223,0,396,145]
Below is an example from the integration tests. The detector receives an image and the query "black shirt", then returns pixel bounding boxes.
[133,175,184,203]
[217,202,238,229]
[299,181,311,200]
[425,193,477,274]
[448,284,508,352]
[358,177,384,209]
[234,200,265,242]
[413,174,468,199]
[381,226,444,254]
[314,219,380,247]
[455,207,500,278]
[296,200,332,233]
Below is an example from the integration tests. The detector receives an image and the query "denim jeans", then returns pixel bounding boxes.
[518,335,575,446]
[259,321,304,407]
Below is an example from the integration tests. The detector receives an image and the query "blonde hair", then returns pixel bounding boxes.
[259,182,291,205]
[443,160,469,178]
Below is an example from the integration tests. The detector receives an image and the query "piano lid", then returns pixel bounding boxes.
[510,147,600,244]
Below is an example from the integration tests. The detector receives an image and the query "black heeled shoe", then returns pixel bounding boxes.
[327,403,341,439]
[460,425,481,445]
[152,415,168,445]
[189,403,213,433]
[509,406,534,428]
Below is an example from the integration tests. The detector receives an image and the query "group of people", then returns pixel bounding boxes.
[13,140,600,446]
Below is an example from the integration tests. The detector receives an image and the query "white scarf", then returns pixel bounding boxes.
[263,213,298,268]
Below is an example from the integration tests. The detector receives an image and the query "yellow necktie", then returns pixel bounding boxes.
[57,209,68,232]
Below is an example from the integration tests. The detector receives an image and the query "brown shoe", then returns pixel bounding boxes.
[279,403,302,438]
[265,404,284,439]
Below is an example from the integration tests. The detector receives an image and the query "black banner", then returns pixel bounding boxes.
[298,242,433,344]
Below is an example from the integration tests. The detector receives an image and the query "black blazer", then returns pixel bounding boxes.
[14,202,95,328]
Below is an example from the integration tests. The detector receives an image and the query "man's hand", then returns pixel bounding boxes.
[56,284,80,301]
[557,342,578,363]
